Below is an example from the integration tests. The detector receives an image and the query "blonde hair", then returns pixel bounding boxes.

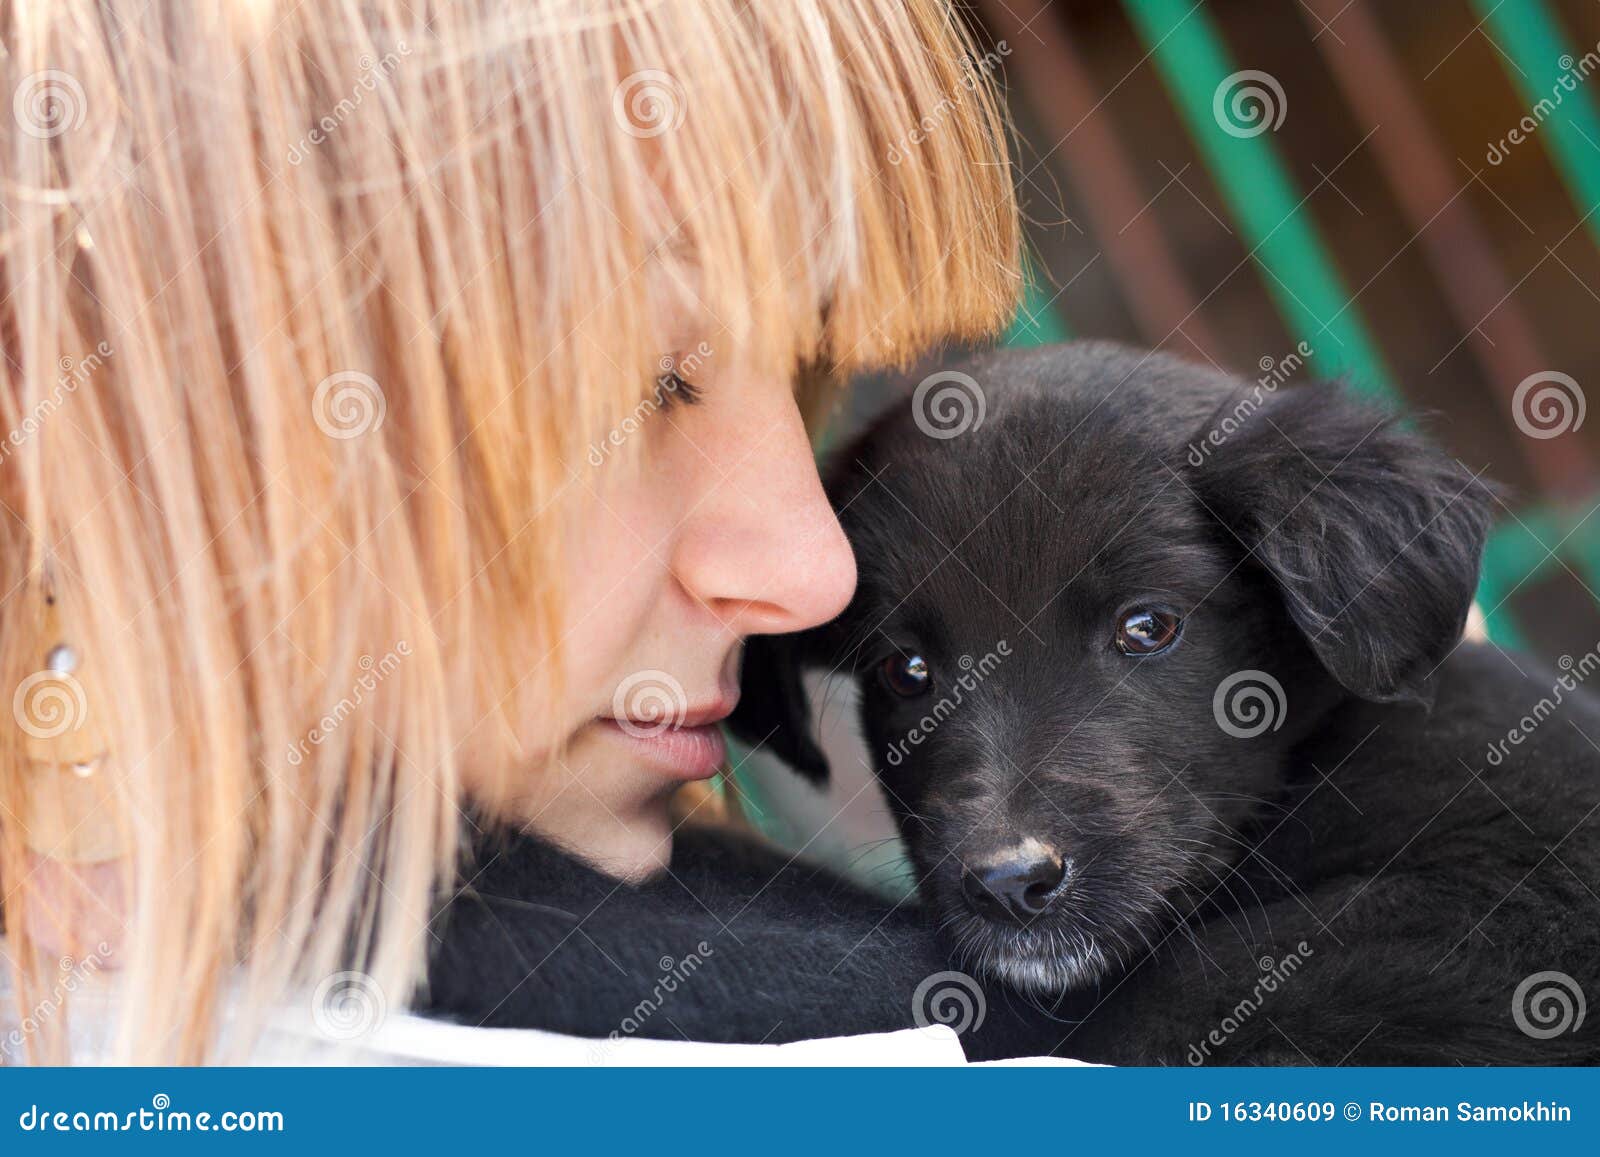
[0,0,1018,1062]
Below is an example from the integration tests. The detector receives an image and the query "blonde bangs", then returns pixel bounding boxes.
[0,0,1018,1063]
[586,0,1022,383]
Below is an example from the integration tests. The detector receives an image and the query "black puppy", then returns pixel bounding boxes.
[736,341,1600,1064]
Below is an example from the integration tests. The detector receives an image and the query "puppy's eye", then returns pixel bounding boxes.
[1115,608,1182,656]
[879,653,932,697]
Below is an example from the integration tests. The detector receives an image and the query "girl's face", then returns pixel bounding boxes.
[487,324,856,879]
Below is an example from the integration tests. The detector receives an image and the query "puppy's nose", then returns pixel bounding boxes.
[960,854,1070,922]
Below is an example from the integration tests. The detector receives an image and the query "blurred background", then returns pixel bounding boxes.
[737,0,1600,885]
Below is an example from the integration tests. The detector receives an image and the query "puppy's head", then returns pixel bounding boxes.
[734,343,1493,994]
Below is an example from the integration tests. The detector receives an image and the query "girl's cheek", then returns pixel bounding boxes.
[558,486,672,677]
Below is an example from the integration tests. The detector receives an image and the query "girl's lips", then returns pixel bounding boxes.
[595,717,728,780]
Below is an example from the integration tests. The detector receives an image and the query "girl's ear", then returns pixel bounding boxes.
[1187,385,1495,705]
[728,632,831,783]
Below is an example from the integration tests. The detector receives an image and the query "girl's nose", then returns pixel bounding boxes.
[669,388,856,637]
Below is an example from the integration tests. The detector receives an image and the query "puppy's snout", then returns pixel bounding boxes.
[960,850,1071,923]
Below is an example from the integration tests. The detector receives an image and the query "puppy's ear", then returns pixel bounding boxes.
[1188,385,1493,704]
[728,633,831,783]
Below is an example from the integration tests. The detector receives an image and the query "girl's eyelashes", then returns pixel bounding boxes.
[654,366,704,412]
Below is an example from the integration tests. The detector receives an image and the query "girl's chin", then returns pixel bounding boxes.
[461,729,696,879]
[525,786,678,882]
[548,800,676,882]
[582,826,675,882]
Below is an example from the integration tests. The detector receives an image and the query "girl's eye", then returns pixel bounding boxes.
[1115,608,1183,656]
[654,368,703,412]
[879,653,932,697]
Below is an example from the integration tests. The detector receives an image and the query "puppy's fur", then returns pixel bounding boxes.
[737,342,1600,1064]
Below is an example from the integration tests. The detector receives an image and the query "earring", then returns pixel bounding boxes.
[15,579,126,863]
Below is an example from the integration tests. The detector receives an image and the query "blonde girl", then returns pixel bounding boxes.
[0,0,1019,1062]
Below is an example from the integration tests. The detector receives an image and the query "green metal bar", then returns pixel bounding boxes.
[1459,2,1600,622]
[1477,512,1559,651]
[1457,0,1600,614]
[1486,506,1600,632]
[1470,0,1600,251]
[1121,0,1392,396]
[1004,249,1074,346]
